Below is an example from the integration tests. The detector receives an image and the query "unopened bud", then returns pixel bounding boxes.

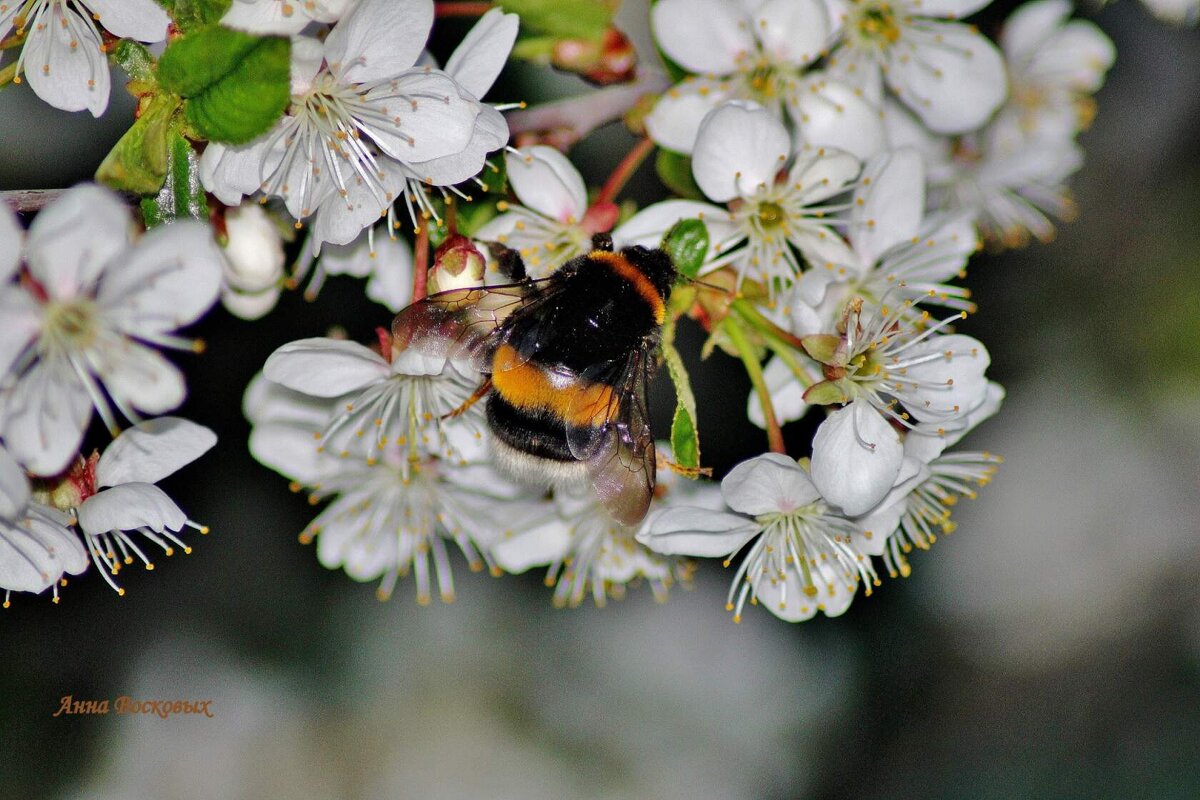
[221,203,285,294]
[552,28,637,86]
[429,235,485,293]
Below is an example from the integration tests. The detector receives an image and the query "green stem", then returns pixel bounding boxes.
[722,317,786,455]
[731,299,807,351]
[0,60,18,89]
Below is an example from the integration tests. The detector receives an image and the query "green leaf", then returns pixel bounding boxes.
[510,36,558,63]
[111,41,156,83]
[140,130,209,227]
[156,0,233,32]
[662,218,709,279]
[499,0,614,40]
[95,93,180,194]
[158,27,290,144]
[655,149,703,200]
[661,328,700,471]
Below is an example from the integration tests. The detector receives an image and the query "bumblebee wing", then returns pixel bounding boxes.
[390,280,552,371]
[565,349,657,527]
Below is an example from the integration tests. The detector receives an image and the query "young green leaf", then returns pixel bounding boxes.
[661,328,701,471]
[158,0,234,32]
[158,27,290,144]
[141,130,210,227]
[499,0,615,40]
[662,218,709,279]
[95,93,179,194]
[655,149,703,200]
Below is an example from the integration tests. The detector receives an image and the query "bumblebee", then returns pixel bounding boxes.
[391,235,676,526]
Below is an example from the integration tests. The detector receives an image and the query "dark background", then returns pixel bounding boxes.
[2,1,1199,797]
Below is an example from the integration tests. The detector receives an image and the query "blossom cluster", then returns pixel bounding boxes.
[0,0,1124,626]
[0,187,219,604]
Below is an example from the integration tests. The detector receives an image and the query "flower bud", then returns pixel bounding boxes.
[429,234,485,293]
[221,203,285,294]
[552,28,637,86]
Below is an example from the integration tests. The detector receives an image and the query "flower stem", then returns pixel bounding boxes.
[0,61,17,89]
[596,137,655,205]
[722,317,786,455]
[413,223,430,301]
[434,1,493,16]
[731,299,807,351]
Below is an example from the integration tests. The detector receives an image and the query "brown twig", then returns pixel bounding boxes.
[1,189,66,213]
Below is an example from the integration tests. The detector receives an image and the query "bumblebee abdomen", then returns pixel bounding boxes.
[490,345,614,428]
[486,392,579,463]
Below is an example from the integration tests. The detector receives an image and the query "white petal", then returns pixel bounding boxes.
[221,0,318,34]
[264,338,390,397]
[362,71,480,163]
[325,0,432,84]
[787,146,861,205]
[902,333,990,423]
[850,148,925,266]
[789,77,887,162]
[810,398,904,515]
[491,518,571,573]
[1000,0,1070,64]
[249,421,327,484]
[77,483,186,535]
[692,101,790,203]
[644,78,731,154]
[1025,22,1115,94]
[0,203,22,284]
[721,452,819,516]
[99,342,187,415]
[290,35,326,95]
[0,446,30,520]
[652,0,757,75]
[309,156,406,248]
[853,456,926,555]
[907,379,1005,460]
[753,560,857,621]
[0,507,87,593]
[83,0,170,41]
[0,290,41,380]
[221,285,282,320]
[99,221,224,335]
[1,360,91,477]
[27,184,131,299]
[748,356,810,428]
[880,210,978,284]
[402,103,507,186]
[444,8,519,98]
[507,146,589,224]
[22,6,111,116]
[886,22,1007,134]
[910,0,995,18]
[222,203,285,293]
[754,0,829,67]
[198,138,275,206]
[637,507,759,557]
[96,417,217,488]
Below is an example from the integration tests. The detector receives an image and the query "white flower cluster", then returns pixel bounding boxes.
[0,186,220,604]
[201,0,519,253]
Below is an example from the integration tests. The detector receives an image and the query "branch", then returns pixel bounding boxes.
[1,189,66,213]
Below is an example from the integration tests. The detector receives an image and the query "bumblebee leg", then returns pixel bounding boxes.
[443,379,493,419]
[655,450,713,479]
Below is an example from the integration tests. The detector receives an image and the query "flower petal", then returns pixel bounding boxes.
[787,146,861,205]
[0,289,42,380]
[722,452,820,516]
[853,456,926,555]
[364,234,415,311]
[789,76,887,162]
[754,0,829,67]
[0,506,87,593]
[221,285,282,320]
[362,70,481,163]
[491,517,572,572]
[249,421,328,485]
[22,6,111,116]
[98,221,224,336]
[0,445,30,520]
[612,199,739,269]
[886,21,1007,134]
[401,103,507,187]
[78,483,186,535]
[644,78,732,154]
[264,338,390,397]
[652,0,757,75]
[1,360,91,477]
[637,506,760,557]
[99,342,187,415]
[755,559,858,621]
[325,0,433,84]
[198,137,277,207]
[27,184,131,299]
[96,417,217,488]
[913,0,997,20]
[748,356,810,428]
[901,333,991,423]
[243,370,337,428]
[443,8,519,99]
[83,0,170,41]
[810,398,904,515]
[850,148,925,266]
[1000,0,1070,64]
[692,101,791,203]
[507,146,589,224]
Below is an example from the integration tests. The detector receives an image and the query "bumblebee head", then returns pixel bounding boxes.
[620,245,676,303]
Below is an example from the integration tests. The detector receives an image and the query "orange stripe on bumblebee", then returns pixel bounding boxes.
[588,250,665,325]
[491,344,615,428]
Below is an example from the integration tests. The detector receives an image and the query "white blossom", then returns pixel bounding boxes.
[0,185,223,476]
[220,203,287,320]
[74,417,215,594]
[825,0,1009,133]
[645,0,886,158]
[221,0,356,34]
[640,453,877,622]
[1,0,170,116]
[300,223,414,310]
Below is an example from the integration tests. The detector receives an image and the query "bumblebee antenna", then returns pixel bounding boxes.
[683,273,734,295]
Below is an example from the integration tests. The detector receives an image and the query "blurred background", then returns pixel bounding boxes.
[2,1,1200,798]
